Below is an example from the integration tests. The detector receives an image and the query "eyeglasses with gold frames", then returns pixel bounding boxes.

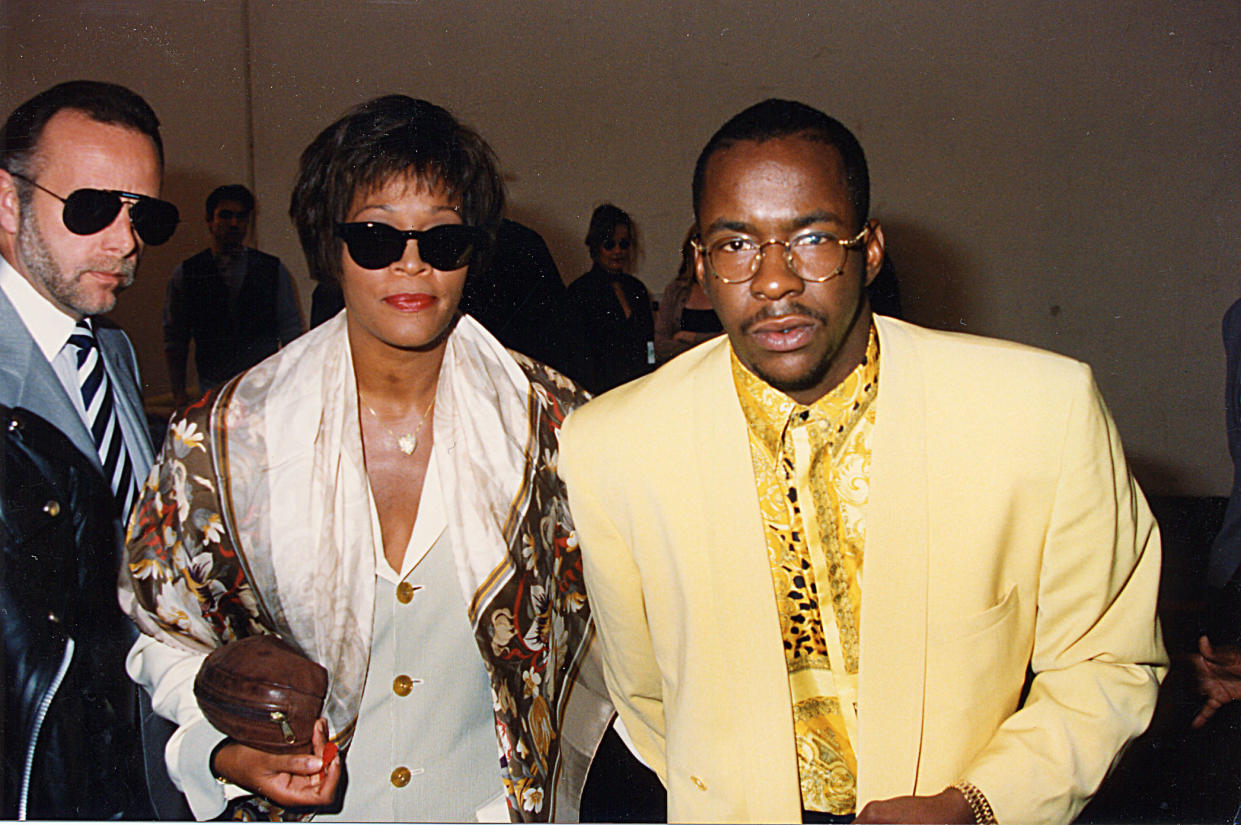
[693,224,870,284]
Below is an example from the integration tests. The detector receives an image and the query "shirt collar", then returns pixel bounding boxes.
[0,250,78,362]
[731,324,881,462]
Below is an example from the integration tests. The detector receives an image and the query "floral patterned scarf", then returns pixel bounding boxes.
[121,313,611,820]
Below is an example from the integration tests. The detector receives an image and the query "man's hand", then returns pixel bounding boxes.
[1191,634,1241,728]
[853,786,974,824]
[213,718,342,808]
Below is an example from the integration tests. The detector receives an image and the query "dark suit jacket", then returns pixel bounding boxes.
[460,219,574,375]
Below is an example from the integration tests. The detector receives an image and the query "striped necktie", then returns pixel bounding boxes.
[68,319,137,519]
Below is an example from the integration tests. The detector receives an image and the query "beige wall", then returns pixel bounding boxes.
[3,1,1239,495]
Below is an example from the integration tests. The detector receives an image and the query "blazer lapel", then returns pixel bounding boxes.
[0,289,100,465]
[688,340,804,817]
[855,316,931,803]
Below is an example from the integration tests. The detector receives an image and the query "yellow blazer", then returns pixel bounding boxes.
[560,316,1167,824]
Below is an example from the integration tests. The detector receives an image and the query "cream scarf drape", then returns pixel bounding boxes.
[175,311,537,738]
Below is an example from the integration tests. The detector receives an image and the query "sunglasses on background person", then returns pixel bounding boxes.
[336,221,485,271]
[7,170,180,246]
[601,238,631,251]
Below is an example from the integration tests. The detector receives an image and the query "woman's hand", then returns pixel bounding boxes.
[213,718,342,808]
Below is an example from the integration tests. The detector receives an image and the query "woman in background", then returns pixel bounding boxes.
[653,226,722,363]
[563,203,654,393]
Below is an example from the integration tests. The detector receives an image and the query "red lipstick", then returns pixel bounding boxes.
[383,293,435,311]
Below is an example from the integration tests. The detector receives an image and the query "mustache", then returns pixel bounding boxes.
[740,301,828,333]
[80,258,137,285]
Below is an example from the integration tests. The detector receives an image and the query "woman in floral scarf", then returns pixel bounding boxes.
[121,96,612,821]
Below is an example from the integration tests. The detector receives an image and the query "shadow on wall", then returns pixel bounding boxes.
[877,217,973,333]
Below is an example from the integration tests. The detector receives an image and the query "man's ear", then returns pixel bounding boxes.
[863,220,886,287]
[0,169,22,236]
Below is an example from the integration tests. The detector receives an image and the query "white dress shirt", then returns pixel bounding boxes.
[0,253,148,483]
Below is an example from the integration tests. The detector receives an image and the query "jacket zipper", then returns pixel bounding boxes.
[19,637,74,821]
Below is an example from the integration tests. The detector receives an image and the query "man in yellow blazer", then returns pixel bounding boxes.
[559,99,1167,824]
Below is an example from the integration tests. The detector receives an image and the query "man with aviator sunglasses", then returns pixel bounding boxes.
[164,184,303,406]
[0,80,183,819]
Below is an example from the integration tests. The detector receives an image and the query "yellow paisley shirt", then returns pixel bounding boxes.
[731,326,879,815]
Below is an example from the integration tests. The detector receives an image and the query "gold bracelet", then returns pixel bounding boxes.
[951,781,997,824]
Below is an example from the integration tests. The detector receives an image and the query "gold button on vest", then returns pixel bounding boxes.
[396,582,415,603]
[390,766,411,787]
[393,674,414,696]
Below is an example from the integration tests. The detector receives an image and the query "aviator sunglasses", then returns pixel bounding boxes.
[336,222,484,271]
[7,170,180,246]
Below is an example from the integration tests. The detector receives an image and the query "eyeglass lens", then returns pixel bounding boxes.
[62,188,178,245]
[602,238,631,251]
[707,234,860,283]
[337,222,480,271]
[8,171,179,245]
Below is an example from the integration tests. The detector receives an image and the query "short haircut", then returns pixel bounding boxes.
[0,80,164,182]
[584,203,633,254]
[289,95,505,284]
[691,98,869,231]
[206,184,255,220]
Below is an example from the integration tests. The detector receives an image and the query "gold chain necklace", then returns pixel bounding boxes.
[363,394,436,456]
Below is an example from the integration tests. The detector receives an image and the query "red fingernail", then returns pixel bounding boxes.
[319,742,338,779]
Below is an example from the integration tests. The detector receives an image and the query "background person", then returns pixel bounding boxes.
[1191,297,1241,728]
[653,226,722,363]
[564,203,654,393]
[459,217,575,373]
[163,183,304,406]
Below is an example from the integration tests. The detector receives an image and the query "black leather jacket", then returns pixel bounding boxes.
[1,404,154,819]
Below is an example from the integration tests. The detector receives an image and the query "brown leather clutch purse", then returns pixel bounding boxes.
[194,634,329,754]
